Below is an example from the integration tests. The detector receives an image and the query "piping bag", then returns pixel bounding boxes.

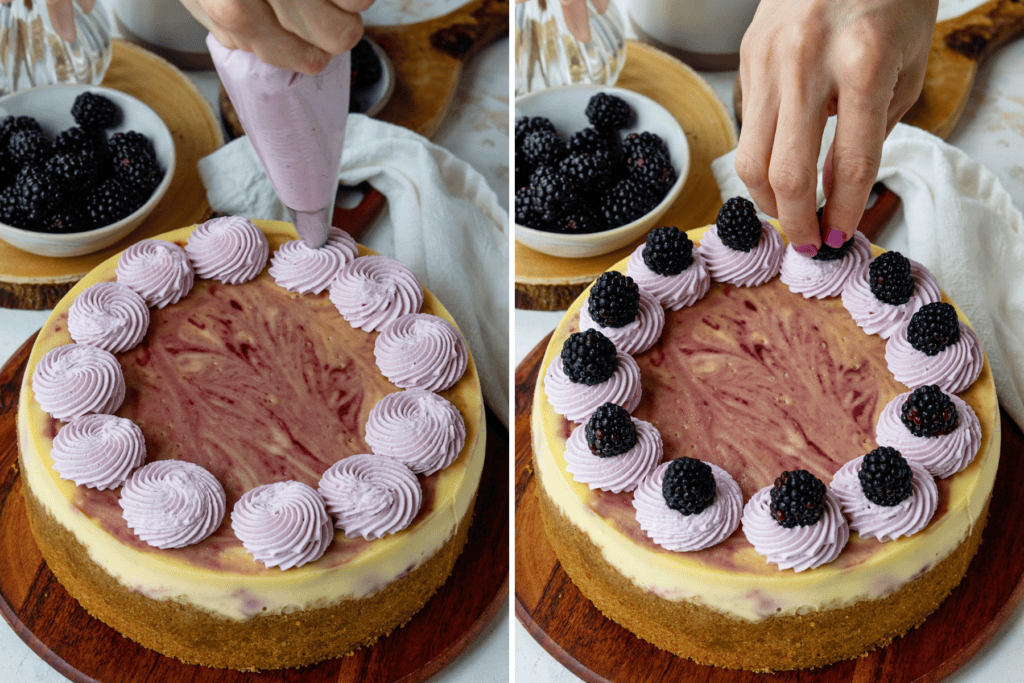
[207,34,350,248]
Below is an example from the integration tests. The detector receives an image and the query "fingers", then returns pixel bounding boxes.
[271,0,367,55]
[561,0,591,43]
[591,0,611,13]
[734,43,780,221]
[47,0,75,42]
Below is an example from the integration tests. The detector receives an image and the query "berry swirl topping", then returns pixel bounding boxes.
[119,460,226,549]
[68,282,150,354]
[875,391,982,478]
[564,417,662,493]
[364,389,466,475]
[780,231,872,299]
[329,255,424,332]
[184,216,269,285]
[544,351,642,424]
[831,455,937,542]
[115,239,194,308]
[700,221,784,287]
[633,461,743,552]
[741,486,849,572]
[885,320,983,394]
[51,413,146,490]
[318,454,422,540]
[840,257,941,339]
[32,344,125,422]
[579,285,664,355]
[374,314,467,392]
[269,227,359,294]
[626,243,710,311]
[231,480,334,570]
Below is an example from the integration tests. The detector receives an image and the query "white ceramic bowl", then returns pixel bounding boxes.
[0,85,176,258]
[515,85,689,259]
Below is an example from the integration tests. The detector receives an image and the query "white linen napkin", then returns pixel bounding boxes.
[197,114,510,427]
[713,119,1024,428]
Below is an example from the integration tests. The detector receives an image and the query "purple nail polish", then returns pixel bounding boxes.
[794,244,818,257]
[825,228,845,249]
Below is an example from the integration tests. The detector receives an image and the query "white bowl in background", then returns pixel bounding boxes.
[0,84,175,258]
[515,85,689,259]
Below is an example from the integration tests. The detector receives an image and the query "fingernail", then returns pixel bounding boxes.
[794,244,818,257]
[825,228,845,249]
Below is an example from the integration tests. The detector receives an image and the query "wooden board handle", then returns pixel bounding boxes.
[332,183,387,241]
[943,0,1024,61]
[428,0,510,60]
[857,183,901,243]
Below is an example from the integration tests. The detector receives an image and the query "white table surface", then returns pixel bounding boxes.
[514,1,1024,681]
[0,0,509,681]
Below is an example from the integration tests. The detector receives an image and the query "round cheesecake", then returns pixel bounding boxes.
[17,220,486,670]
[532,224,999,672]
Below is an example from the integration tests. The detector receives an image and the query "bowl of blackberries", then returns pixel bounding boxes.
[0,86,175,258]
[515,87,688,258]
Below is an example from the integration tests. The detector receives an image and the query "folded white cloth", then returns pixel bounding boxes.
[198,114,509,427]
[713,119,1024,428]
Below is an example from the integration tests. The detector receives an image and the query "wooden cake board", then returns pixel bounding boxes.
[0,40,225,311]
[0,333,509,683]
[514,334,1024,683]
[514,40,739,312]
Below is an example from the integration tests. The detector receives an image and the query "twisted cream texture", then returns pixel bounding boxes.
[364,389,466,475]
[51,413,145,490]
[544,351,642,424]
[330,255,424,331]
[231,481,333,570]
[579,286,665,355]
[269,227,359,294]
[115,239,194,309]
[885,322,983,394]
[374,314,467,392]
[563,417,662,493]
[68,282,150,354]
[831,455,937,542]
[32,344,125,422]
[119,460,226,549]
[185,216,269,285]
[780,231,872,299]
[700,221,784,287]
[625,245,710,311]
[841,257,941,339]
[875,391,982,478]
[318,454,422,540]
[741,486,849,572]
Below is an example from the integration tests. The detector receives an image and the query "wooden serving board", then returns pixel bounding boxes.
[514,41,738,312]
[0,333,509,683]
[514,334,1024,683]
[0,40,225,312]
[220,0,510,141]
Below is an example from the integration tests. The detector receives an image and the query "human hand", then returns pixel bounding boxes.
[515,0,609,43]
[0,0,95,42]
[180,0,373,74]
[735,0,937,256]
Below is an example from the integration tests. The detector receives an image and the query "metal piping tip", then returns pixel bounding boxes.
[286,206,333,249]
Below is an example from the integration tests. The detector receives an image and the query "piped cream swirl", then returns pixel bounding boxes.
[625,245,711,311]
[119,460,226,549]
[831,455,937,542]
[780,231,872,298]
[318,454,422,540]
[700,221,784,287]
[51,413,146,490]
[364,389,466,475]
[115,239,194,308]
[32,344,125,421]
[231,480,334,570]
[185,216,269,285]
[543,352,642,424]
[329,255,424,331]
[633,461,743,552]
[741,486,849,572]
[269,227,359,294]
[579,286,664,355]
[374,314,467,392]
[841,257,941,339]
[885,321,983,394]
[563,417,662,493]
[875,391,982,478]
[68,282,150,354]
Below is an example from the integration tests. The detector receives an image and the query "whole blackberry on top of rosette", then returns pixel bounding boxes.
[884,300,983,395]
[715,196,762,252]
[545,327,642,423]
[580,270,665,355]
[626,226,711,311]
[701,196,784,287]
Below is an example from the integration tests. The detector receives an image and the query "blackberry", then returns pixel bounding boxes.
[41,206,89,233]
[625,146,676,192]
[520,129,567,168]
[868,251,915,305]
[906,302,960,356]
[622,132,669,159]
[588,271,640,328]
[716,196,762,252]
[71,92,121,130]
[514,186,544,229]
[0,186,25,226]
[585,92,632,130]
[85,179,144,227]
[560,328,618,385]
[900,385,959,437]
[585,403,638,457]
[515,116,556,151]
[109,131,163,194]
[662,457,717,515]
[8,129,52,167]
[858,447,913,507]
[769,469,827,528]
[559,151,613,195]
[567,127,612,155]
[810,207,856,261]
[0,115,42,149]
[528,166,578,225]
[603,178,657,228]
[642,226,694,276]
[350,39,382,90]
[12,165,66,227]
[45,152,98,190]
[559,207,605,234]
[515,158,534,191]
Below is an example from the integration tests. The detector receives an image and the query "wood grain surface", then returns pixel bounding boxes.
[0,333,509,683]
[0,40,225,311]
[514,334,1024,683]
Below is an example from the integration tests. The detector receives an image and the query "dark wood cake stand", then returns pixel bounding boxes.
[0,334,508,683]
[515,334,1024,683]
